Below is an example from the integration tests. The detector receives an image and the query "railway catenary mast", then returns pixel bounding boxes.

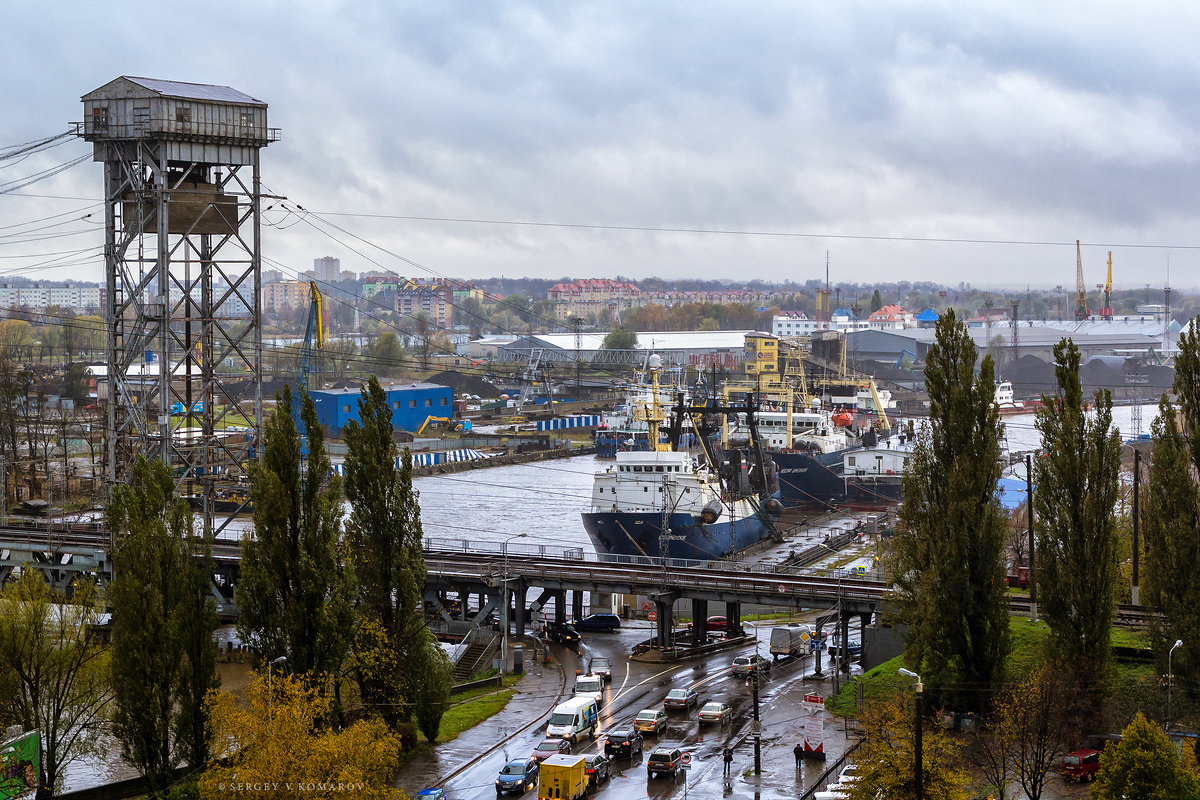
[77,77,278,538]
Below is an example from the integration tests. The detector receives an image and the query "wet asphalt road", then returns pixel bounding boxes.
[398,620,862,800]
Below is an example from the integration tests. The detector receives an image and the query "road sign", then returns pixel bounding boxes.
[777,583,787,593]
[647,611,657,621]
[681,751,692,768]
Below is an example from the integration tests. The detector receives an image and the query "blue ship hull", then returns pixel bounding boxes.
[772,450,902,509]
[581,509,774,560]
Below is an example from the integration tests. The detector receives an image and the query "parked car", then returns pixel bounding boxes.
[415,791,447,800]
[589,656,613,682]
[634,708,668,735]
[646,747,683,778]
[731,654,772,677]
[663,687,699,711]
[574,613,621,632]
[838,763,860,784]
[544,621,581,645]
[583,752,610,788]
[603,725,644,758]
[532,738,573,763]
[495,757,539,794]
[697,701,732,725]
[1061,749,1102,782]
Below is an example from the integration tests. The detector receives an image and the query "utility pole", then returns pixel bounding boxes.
[752,668,762,774]
[1010,299,1020,366]
[1132,449,1140,605]
[1026,454,1037,622]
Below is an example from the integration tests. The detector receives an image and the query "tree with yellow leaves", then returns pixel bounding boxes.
[199,673,404,800]
[845,692,971,800]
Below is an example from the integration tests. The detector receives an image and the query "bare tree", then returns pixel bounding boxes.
[1009,666,1073,800]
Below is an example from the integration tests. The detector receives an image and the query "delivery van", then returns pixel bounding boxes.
[538,754,587,800]
[545,696,599,743]
[770,624,810,659]
[573,674,605,706]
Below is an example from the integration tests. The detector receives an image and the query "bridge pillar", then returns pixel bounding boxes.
[654,598,675,648]
[513,580,527,635]
[572,589,584,623]
[725,601,742,637]
[838,614,851,673]
[691,598,709,645]
[552,590,566,624]
[857,611,871,667]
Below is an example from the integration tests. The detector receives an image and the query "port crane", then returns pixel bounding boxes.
[1098,251,1114,320]
[297,281,324,392]
[1074,240,1090,321]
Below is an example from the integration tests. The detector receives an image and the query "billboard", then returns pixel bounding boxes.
[0,731,38,800]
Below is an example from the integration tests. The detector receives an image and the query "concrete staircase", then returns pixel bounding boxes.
[453,634,497,681]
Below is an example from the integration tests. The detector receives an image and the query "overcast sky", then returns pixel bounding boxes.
[5,2,1200,291]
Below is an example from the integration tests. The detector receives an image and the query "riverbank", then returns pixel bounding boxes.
[410,444,594,477]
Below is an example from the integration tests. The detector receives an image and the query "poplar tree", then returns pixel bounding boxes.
[238,386,355,680]
[891,309,1010,712]
[1034,338,1121,701]
[1144,320,1200,687]
[108,456,218,794]
[343,376,448,729]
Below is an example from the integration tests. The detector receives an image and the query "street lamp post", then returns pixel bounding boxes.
[501,533,528,676]
[1169,639,1183,729]
[899,668,923,800]
[743,620,763,776]
[267,655,287,725]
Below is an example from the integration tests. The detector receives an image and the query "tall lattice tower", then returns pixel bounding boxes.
[78,77,277,538]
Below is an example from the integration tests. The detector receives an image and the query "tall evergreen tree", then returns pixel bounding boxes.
[1144,320,1200,690]
[108,456,218,795]
[1034,338,1122,700]
[891,310,1010,712]
[870,289,883,313]
[343,376,445,727]
[238,386,355,680]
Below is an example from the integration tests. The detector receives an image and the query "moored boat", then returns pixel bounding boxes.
[582,358,781,560]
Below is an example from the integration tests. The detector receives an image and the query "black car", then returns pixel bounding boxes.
[647,747,683,778]
[603,725,644,759]
[544,621,581,645]
[584,753,610,787]
[574,613,621,632]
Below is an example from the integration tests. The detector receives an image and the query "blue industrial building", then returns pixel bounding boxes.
[308,383,454,436]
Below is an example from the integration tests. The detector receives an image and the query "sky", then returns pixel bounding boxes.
[5,1,1200,291]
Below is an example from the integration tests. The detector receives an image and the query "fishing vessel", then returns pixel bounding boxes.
[594,360,696,458]
[731,382,910,510]
[582,357,782,560]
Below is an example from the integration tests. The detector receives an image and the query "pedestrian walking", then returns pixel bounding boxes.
[723,746,733,777]
[794,742,803,769]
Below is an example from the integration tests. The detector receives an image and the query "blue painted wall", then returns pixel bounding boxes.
[309,383,454,435]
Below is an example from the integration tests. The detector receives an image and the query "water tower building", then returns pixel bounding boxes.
[77,76,278,537]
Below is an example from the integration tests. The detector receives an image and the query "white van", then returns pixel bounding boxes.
[545,696,599,743]
[573,674,605,706]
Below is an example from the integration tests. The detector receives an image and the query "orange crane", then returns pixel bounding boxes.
[1074,240,1090,321]
[1098,251,1114,320]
